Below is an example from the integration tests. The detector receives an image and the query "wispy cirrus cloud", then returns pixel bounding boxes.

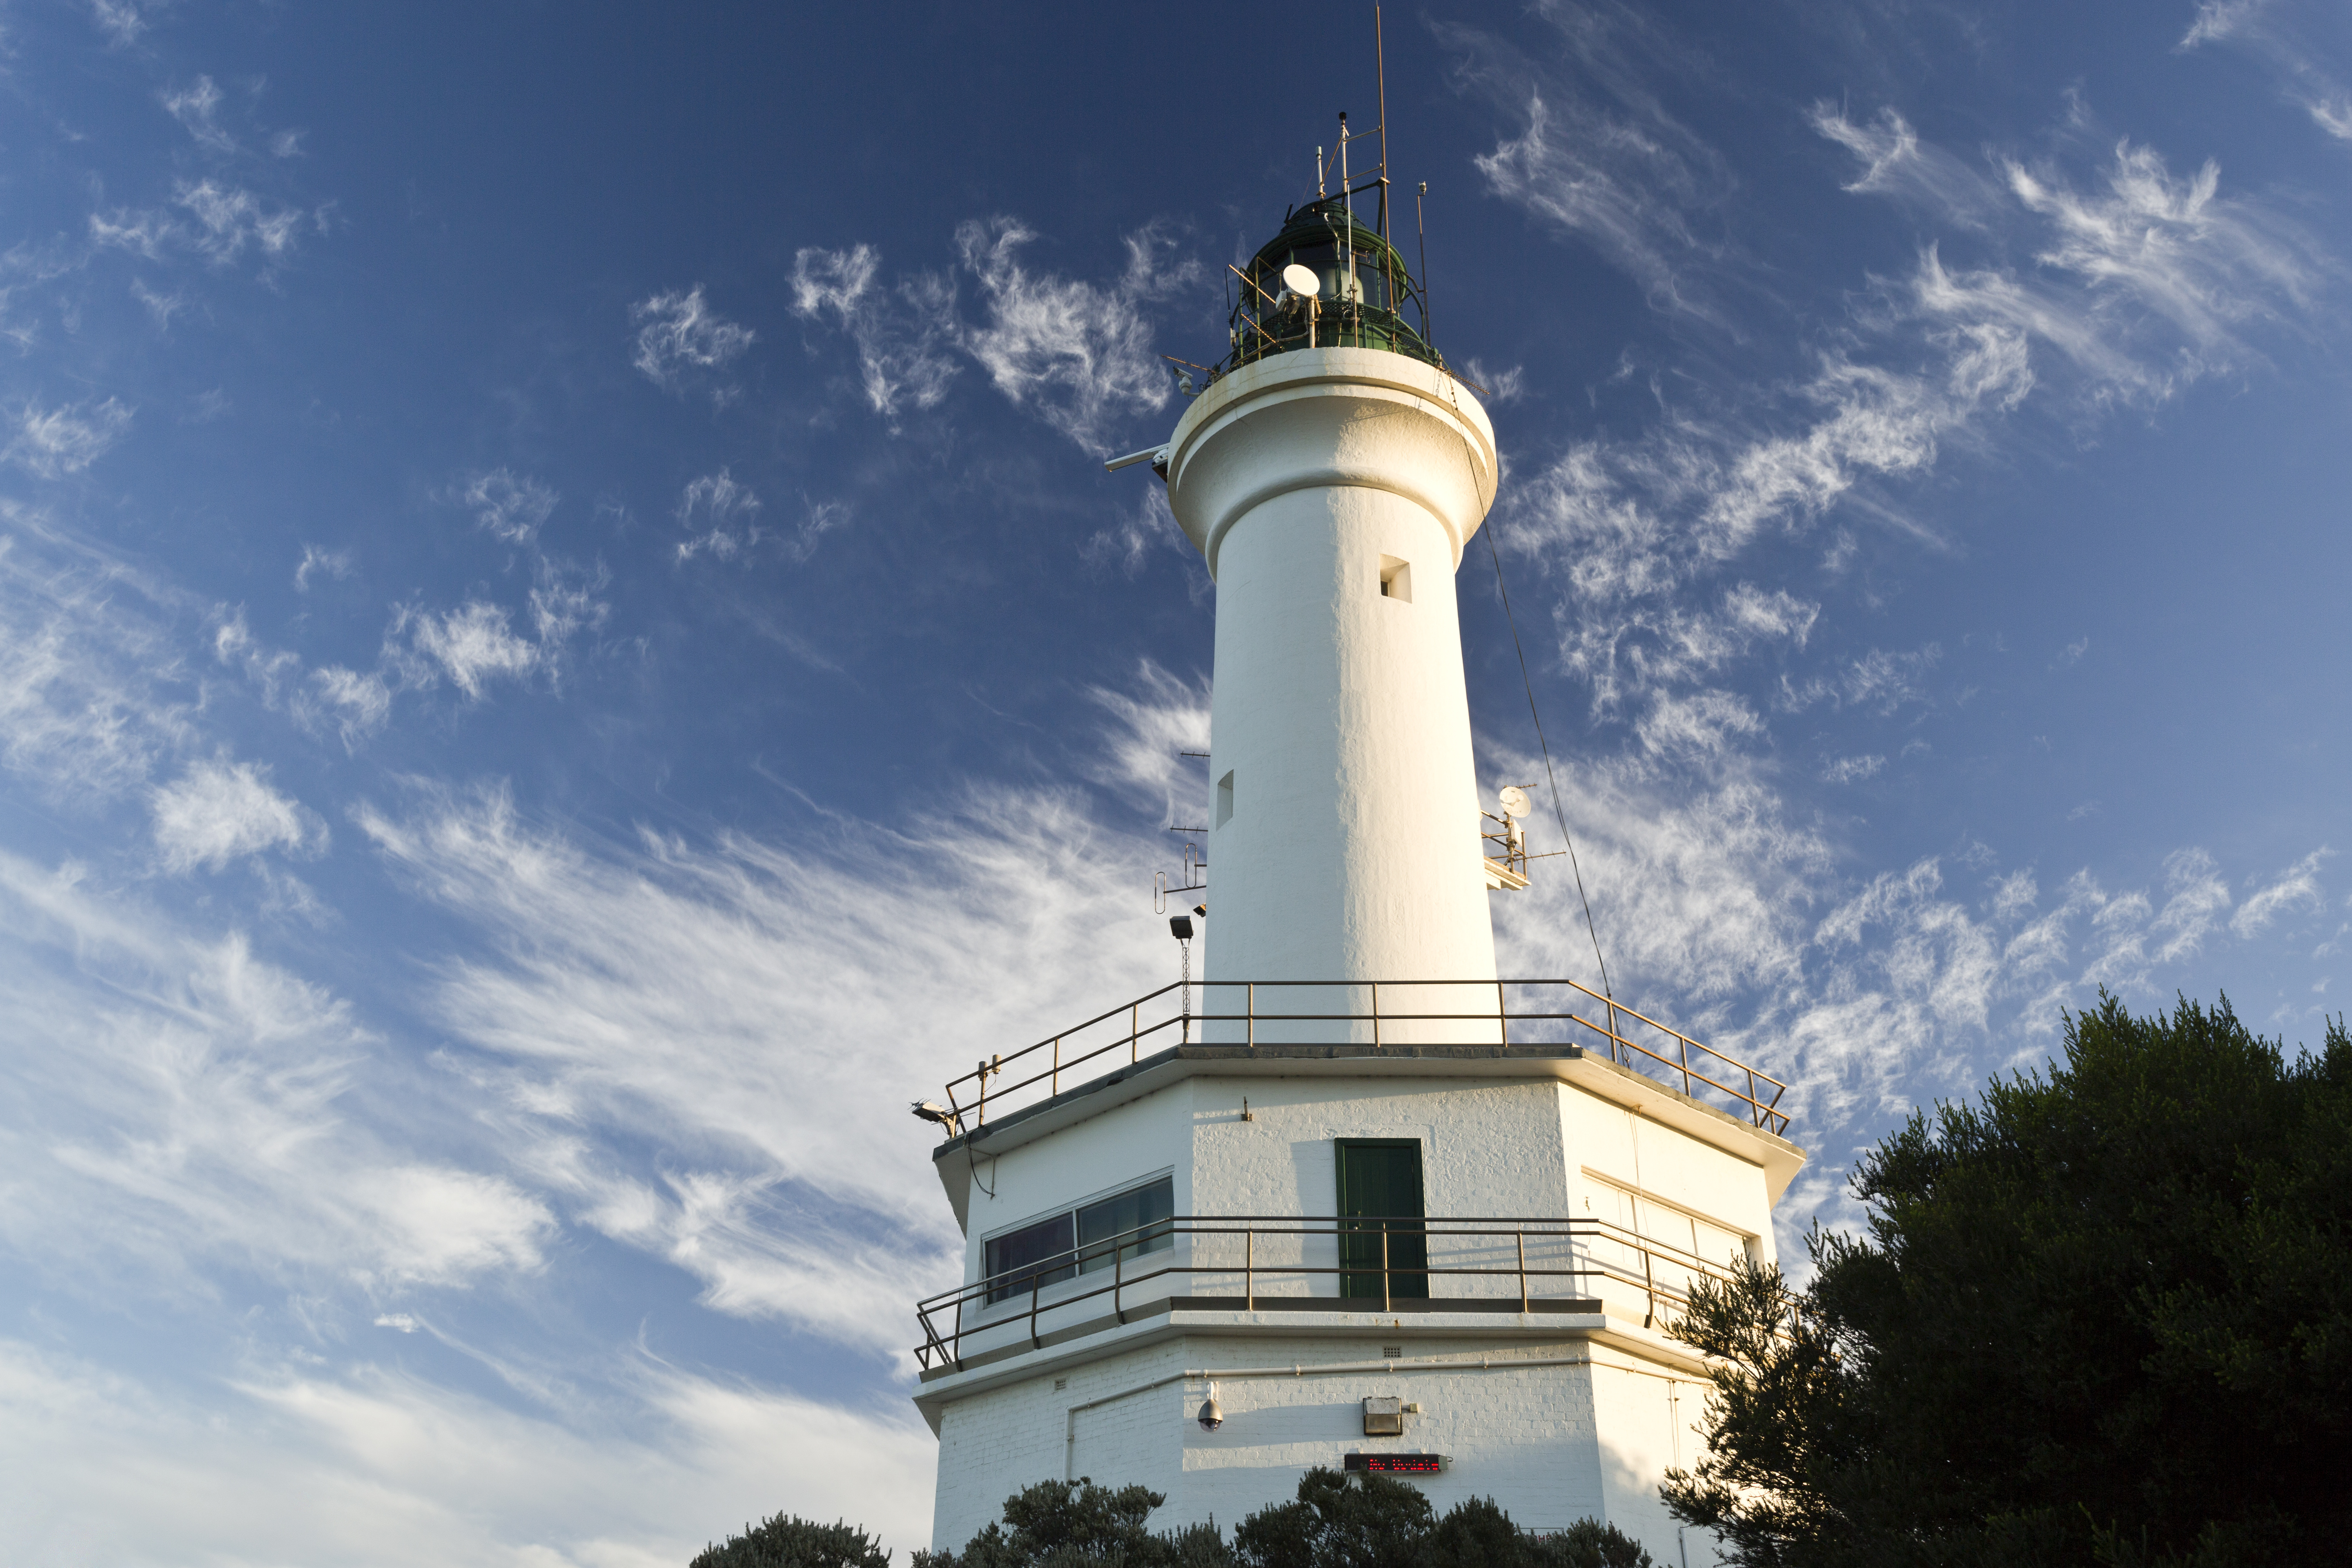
[351,762,1186,1354]
[788,243,962,424]
[160,76,234,151]
[2179,0,2352,142]
[149,757,328,873]
[1450,2,1741,321]
[5,399,134,479]
[630,284,755,400]
[789,218,1195,449]
[92,181,315,270]
[458,467,557,545]
[673,468,762,562]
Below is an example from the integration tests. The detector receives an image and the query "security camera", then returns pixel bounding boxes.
[1197,1394,1224,1432]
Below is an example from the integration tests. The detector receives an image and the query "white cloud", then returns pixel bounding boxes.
[789,243,961,423]
[673,465,762,564]
[953,217,1194,451]
[149,757,328,873]
[4,398,134,478]
[673,468,762,563]
[0,515,194,803]
[0,1341,938,1565]
[301,666,393,748]
[0,850,555,1297]
[401,602,541,697]
[295,544,353,591]
[160,76,234,151]
[2232,849,2332,937]
[177,180,304,265]
[629,285,755,396]
[790,221,1194,448]
[349,755,1195,1353]
[1821,754,1884,784]
[89,0,147,44]
[1454,6,1738,321]
[129,277,185,329]
[1806,106,2002,227]
[95,183,310,270]
[460,468,557,544]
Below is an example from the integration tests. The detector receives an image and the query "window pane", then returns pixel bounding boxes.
[1077,1176,1174,1274]
[984,1212,1074,1304]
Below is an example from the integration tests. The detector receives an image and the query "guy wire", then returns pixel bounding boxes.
[1482,521,1618,1029]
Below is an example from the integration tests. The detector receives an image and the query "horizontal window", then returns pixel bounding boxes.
[983,1175,1173,1304]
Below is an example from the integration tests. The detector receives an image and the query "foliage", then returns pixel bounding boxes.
[1662,993,2352,1568]
[911,1470,1654,1568]
[690,1512,891,1568]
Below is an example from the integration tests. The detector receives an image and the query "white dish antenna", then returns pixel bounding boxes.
[1281,263,1321,298]
[1498,785,1532,818]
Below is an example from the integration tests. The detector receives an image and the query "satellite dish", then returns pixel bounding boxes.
[1281,263,1321,298]
[1499,785,1532,818]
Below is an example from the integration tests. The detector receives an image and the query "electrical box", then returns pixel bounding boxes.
[1362,1396,1405,1436]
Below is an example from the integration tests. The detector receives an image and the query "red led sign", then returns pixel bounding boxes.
[1344,1452,1448,1474]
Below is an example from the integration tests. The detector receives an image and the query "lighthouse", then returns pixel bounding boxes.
[909,145,1804,1563]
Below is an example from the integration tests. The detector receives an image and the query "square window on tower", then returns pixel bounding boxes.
[1379,556,1412,602]
[1216,770,1235,828]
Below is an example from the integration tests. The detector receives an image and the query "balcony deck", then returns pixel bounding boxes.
[914,1213,1742,1374]
[933,977,1788,1139]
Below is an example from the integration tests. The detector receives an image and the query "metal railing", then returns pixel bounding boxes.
[914,1213,1742,1372]
[941,978,1788,1137]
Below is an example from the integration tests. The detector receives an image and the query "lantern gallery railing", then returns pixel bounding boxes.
[913,1214,1748,1373]
[937,978,1789,1138]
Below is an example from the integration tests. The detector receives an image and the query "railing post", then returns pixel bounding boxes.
[1114,1245,1124,1325]
[1678,1033,1690,1098]
[953,1293,965,1372]
[1052,1036,1060,1097]
[976,1058,988,1127]
[1518,1229,1528,1313]
[1371,982,1380,1050]
[1497,980,1508,1049]
[1132,1002,1140,1064]
[1641,1244,1656,1331]
[1246,982,1254,1049]
[1245,1228,1254,1312]
[1031,1272,1042,1350]
[1381,1225,1392,1312]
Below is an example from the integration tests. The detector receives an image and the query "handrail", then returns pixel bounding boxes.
[937,978,1789,1137]
[913,1212,1744,1371]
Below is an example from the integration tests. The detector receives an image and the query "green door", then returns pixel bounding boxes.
[1336,1140,1428,1300]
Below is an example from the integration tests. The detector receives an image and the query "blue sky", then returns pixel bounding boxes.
[2,0,2346,1560]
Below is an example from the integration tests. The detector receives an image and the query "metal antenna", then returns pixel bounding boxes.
[1317,145,1326,199]
[1375,4,1390,240]
[1339,110,1352,317]
[1416,181,1432,345]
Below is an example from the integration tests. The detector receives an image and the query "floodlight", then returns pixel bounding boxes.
[1169,915,1195,941]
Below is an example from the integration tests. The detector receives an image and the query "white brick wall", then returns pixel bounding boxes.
[928,1333,1721,1560]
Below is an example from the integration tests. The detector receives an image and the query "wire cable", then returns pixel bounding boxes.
[1482,522,1618,1032]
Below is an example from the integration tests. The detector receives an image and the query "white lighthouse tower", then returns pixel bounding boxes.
[909,149,1804,1562]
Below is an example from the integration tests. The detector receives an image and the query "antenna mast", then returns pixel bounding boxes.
[1376,4,1390,240]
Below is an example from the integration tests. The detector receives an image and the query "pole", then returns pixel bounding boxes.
[1375,4,1390,240]
[1416,182,1431,345]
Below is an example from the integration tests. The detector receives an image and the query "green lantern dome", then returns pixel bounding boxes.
[1220,194,1440,374]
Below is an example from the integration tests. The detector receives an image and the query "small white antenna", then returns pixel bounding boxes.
[1499,785,1532,818]
[1281,263,1320,298]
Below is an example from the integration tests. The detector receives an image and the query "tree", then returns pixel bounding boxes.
[690,1512,891,1568]
[910,1469,1655,1568]
[1662,994,2352,1568]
